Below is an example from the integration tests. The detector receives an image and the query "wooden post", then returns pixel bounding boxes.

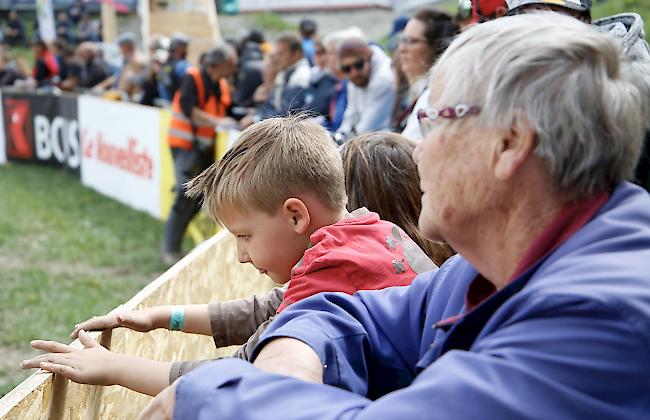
[101,2,118,44]
[45,374,68,420]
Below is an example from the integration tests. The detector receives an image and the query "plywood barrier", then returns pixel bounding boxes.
[149,0,222,66]
[0,231,275,419]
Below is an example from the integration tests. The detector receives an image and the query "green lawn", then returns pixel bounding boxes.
[0,163,169,397]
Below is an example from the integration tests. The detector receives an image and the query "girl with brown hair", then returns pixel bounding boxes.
[342,131,455,266]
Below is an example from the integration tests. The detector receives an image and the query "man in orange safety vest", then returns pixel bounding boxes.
[162,44,238,263]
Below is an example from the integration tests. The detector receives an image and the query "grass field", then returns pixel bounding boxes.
[0,163,169,397]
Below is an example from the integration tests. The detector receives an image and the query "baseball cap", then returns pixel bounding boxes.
[116,32,136,46]
[506,0,592,14]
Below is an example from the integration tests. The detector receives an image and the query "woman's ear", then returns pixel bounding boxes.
[283,198,311,235]
[493,113,536,181]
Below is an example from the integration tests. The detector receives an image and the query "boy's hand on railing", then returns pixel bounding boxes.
[20,330,119,386]
[70,310,157,339]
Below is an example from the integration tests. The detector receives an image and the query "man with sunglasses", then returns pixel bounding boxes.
[334,38,395,143]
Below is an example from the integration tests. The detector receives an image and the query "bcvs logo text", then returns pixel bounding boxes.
[34,115,80,169]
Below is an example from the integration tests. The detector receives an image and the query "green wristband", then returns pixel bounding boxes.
[169,306,185,331]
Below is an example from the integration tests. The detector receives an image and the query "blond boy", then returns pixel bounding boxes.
[22,116,435,396]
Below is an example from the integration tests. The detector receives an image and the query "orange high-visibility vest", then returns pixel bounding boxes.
[168,67,231,150]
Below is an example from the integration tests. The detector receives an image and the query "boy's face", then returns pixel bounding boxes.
[220,207,308,284]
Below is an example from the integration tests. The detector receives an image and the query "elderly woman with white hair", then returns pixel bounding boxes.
[141,14,650,419]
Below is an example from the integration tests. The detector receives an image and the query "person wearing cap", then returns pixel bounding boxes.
[141,14,650,419]
[162,45,238,263]
[157,33,191,102]
[334,38,395,142]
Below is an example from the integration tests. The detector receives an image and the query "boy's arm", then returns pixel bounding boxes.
[70,304,212,338]
[168,291,283,383]
[209,288,284,347]
[168,314,277,383]
[179,304,212,335]
[23,330,172,397]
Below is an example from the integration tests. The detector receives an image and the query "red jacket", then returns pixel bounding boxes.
[278,208,435,313]
[32,49,59,81]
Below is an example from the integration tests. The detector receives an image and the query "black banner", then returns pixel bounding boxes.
[2,91,80,174]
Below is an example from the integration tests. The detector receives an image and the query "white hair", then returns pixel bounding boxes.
[429,13,649,198]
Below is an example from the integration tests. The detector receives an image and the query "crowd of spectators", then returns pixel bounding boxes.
[0,2,103,90]
[0,8,466,144]
[16,0,650,418]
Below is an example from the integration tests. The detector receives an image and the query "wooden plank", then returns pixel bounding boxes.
[101,3,118,44]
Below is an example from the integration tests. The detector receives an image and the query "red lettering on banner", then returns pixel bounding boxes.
[84,131,153,179]
[82,128,93,159]
[4,99,34,160]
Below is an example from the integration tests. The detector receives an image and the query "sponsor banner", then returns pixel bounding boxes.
[80,95,162,218]
[1,91,81,173]
[0,91,5,165]
[159,108,174,220]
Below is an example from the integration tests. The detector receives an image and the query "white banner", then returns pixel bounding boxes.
[0,91,5,165]
[36,0,56,42]
[79,96,162,218]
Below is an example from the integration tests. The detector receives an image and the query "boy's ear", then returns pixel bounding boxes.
[283,198,310,235]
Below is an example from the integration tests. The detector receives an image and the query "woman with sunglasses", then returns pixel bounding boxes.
[396,9,458,140]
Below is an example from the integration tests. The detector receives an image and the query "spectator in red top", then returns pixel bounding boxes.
[31,39,59,87]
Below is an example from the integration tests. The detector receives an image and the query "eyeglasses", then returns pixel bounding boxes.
[417,104,481,136]
[340,58,367,74]
[398,36,428,47]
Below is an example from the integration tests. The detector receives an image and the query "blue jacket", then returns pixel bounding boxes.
[175,182,650,420]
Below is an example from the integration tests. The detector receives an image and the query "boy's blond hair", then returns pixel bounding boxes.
[186,115,347,223]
